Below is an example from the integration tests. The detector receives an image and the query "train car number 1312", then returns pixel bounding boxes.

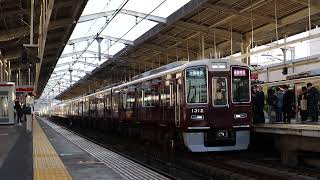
[191,108,204,113]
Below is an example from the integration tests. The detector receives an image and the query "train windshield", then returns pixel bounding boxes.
[186,67,207,103]
[232,68,250,103]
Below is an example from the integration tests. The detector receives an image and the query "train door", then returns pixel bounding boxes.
[137,85,144,124]
[210,76,232,128]
[160,79,174,127]
[175,77,182,127]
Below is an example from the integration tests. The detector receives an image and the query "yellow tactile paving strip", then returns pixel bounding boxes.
[33,119,72,180]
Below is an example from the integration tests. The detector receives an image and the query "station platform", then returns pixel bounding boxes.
[253,122,320,166]
[254,122,320,137]
[0,117,170,180]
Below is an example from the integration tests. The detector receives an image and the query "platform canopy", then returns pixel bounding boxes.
[0,0,88,98]
[36,0,320,101]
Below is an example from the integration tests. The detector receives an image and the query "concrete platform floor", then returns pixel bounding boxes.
[37,119,125,180]
[0,124,33,180]
[0,119,125,180]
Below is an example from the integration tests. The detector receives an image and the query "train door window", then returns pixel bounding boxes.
[141,90,145,107]
[176,82,180,106]
[79,101,83,115]
[212,77,228,106]
[112,91,119,111]
[185,66,208,104]
[231,67,250,103]
[106,95,111,110]
[84,98,89,114]
[97,94,104,115]
[160,80,172,106]
[122,92,127,109]
[89,97,95,115]
[170,83,174,106]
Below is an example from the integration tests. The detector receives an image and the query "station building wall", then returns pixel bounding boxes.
[256,57,320,82]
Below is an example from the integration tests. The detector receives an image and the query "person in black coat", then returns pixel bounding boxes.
[306,83,319,122]
[252,86,257,123]
[298,86,308,122]
[253,85,265,123]
[267,88,276,123]
[282,85,295,123]
[14,98,23,125]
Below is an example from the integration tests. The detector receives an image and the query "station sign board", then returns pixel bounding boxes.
[16,85,34,96]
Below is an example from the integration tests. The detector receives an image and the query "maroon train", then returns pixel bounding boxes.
[51,59,252,152]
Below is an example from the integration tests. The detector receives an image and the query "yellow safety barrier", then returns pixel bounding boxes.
[33,119,72,180]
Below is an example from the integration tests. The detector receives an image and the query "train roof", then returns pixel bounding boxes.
[113,59,248,90]
[132,61,188,81]
[58,59,248,105]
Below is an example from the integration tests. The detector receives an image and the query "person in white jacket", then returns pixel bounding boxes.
[25,92,35,132]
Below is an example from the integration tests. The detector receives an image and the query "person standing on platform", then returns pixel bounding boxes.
[267,88,276,123]
[254,85,265,123]
[283,85,295,123]
[298,86,308,122]
[306,83,319,122]
[275,87,284,123]
[25,92,35,132]
[14,98,23,125]
[252,85,257,123]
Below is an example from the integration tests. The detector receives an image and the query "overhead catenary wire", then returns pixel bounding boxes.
[100,0,167,56]
[41,0,130,101]
[43,0,114,96]
[80,0,167,76]
[78,0,167,76]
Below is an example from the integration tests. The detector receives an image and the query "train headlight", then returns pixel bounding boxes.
[234,113,247,119]
[191,115,204,120]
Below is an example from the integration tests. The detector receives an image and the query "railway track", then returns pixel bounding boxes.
[51,118,319,180]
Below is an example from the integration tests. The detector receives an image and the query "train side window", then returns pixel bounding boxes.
[126,91,135,109]
[212,77,228,106]
[143,86,158,107]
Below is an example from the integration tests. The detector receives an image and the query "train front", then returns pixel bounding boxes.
[182,59,252,152]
